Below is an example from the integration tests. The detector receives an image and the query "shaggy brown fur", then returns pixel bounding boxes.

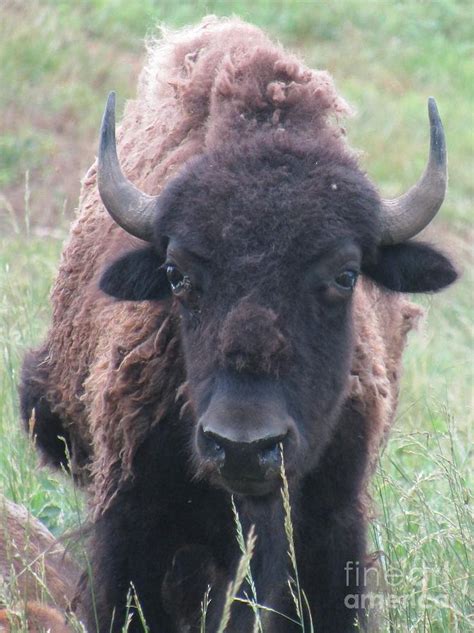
[0,496,79,632]
[24,16,420,515]
[0,603,72,633]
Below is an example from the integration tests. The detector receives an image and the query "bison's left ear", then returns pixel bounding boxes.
[363,242,458,293]
[100,246,171,301]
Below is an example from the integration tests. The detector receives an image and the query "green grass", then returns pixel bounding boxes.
[0,1,472,631]
[1,0,472,229]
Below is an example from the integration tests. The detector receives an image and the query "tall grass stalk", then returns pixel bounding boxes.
[216,524,257,633]
[280,447,313,632]
[231,496,263,632]
[200,585,212,633]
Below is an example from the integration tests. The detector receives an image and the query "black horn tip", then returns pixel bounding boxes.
[427,97,446,166]
[105,91,116,119]
[100,92,117,156]
[427,96,438,119]
[107,90,116,107]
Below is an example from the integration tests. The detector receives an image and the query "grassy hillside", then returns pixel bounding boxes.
[1,0,472,230]
[0,1,472,631]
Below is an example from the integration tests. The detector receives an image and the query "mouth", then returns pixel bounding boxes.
[218,476,279,497]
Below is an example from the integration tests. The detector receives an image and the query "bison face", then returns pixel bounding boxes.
[163,246,367,497]
[101,134,383,496]
[159,141,382,496]
[99,96,457,498]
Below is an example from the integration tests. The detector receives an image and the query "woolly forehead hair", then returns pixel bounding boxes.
[158,134,379,270]
[117,16,354,199]
[144,15,352,118]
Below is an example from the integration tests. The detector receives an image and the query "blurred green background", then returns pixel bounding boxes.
[0,1,472,631]
[1,0,472,230]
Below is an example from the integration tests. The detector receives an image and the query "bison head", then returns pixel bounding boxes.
[98,93,456,497]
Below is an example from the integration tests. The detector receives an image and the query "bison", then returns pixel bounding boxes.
[19,16,457,633]
[0,495,79,632]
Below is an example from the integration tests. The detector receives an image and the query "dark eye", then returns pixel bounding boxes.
[334,270,358,291]
[166,265,191,295]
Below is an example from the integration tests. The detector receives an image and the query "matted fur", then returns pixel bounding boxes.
[0,496,79,631]
[25,16,421,516]
[0,603,72,633]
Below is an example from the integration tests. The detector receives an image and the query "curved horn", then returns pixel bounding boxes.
[98,92,157,242]
[380,97,447,245]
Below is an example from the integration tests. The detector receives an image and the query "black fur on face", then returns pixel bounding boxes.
[101,131,457,495]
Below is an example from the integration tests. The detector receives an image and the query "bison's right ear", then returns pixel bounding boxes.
[100,246,171,301]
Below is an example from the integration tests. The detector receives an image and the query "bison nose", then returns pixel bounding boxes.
[198,426,288,484]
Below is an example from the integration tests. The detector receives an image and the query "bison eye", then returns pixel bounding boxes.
[166,265,192,295]
[334,270,358,291]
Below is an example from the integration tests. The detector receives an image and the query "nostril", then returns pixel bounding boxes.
[259,443,279,459]
[200,428,225,466]
[256,434,287,470]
